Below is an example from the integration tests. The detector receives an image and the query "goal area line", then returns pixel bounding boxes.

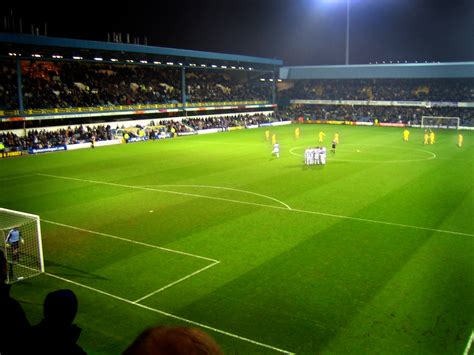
[44,271,293,354]
[43,219,220,303]
[40,221,288,351]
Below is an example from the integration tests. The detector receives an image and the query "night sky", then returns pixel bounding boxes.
[2,0,474,65]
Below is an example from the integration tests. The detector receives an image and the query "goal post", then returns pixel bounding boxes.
[421,116,460,130]
[0,208,44,284]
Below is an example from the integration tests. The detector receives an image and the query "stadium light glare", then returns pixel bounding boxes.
[277,79,283,82]
[111,58,118,62]
[211,64,217,68]
[153,61,161,65]
[32,54,42,58]
[52,55,63,59]
[140,60,148,64]
[231,66,236,69]
[260,78,266,81]
[201,64,207,67]
[73,56,83,60]
[94,57,103,61]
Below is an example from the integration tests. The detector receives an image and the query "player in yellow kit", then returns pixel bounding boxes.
[458,133,463,147]
[334,132,340,144]
[272,134,277,146]
[265,130,270,141]
[295,127,300,139]
[403,128,410,142]
[429,130,435,144]
[318,130,325,143]
[423,130,429,145]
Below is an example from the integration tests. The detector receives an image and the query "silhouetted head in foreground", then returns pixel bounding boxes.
[123,326,222,355]
[43,289,78,326]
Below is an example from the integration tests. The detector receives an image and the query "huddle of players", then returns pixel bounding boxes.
[304,146,327,165]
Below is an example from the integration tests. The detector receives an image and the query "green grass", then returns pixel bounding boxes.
[1,124,473,354]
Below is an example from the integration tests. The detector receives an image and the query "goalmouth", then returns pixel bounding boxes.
[0,208,44,284]
[421,116,460,130]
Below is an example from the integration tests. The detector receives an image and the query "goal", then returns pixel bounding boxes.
[421,116,460,130]
[0,208,44,283]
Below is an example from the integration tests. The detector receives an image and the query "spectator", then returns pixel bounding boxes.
[26,289,86,355]
[123,326,222,355]
[0,249,31,355]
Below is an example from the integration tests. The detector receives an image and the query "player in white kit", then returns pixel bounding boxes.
[320,146,327,165]
[272,142,280,158]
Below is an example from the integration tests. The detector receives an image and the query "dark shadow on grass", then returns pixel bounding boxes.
[45,260,108,281]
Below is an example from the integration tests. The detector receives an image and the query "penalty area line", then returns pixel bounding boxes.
[464,330,474,355]
[45,272,294,354]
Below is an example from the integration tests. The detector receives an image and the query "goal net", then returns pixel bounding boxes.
[0,208,44,284]
[421,116,460,130]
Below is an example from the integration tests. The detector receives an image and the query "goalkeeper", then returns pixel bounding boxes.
[5,227,23,263]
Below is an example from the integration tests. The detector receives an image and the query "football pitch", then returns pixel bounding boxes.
[1,124,473,354]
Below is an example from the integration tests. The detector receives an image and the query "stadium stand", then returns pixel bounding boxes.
[277,64,474,126]
[1,33,473,149]
[20,61,182,109]
[278,78,474,102]
[280,105,474,126]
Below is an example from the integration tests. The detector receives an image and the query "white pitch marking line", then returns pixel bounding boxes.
[42,219,218,263]
[288,208,474,237]
[44,272,294,354]
[39,173,474,238]
[134,260,220,303]
[142,184,291,210]
[38,173,289,210]
[0,174,37,182]
[463,330,474,355]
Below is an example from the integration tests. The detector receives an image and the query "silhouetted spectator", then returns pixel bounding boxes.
[123,326,222,355]
[26,289,86,355]
[0,249,30,355]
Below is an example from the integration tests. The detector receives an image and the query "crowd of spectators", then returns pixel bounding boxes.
[280,104,474,126]
[0,124,113,151]
[20,61,182,109]
[0,113,277,151]
[0,61,18,110]
[182,113,276,130]
[279,78,474,102]
[186,70,271,103]
[0,61,273,111]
